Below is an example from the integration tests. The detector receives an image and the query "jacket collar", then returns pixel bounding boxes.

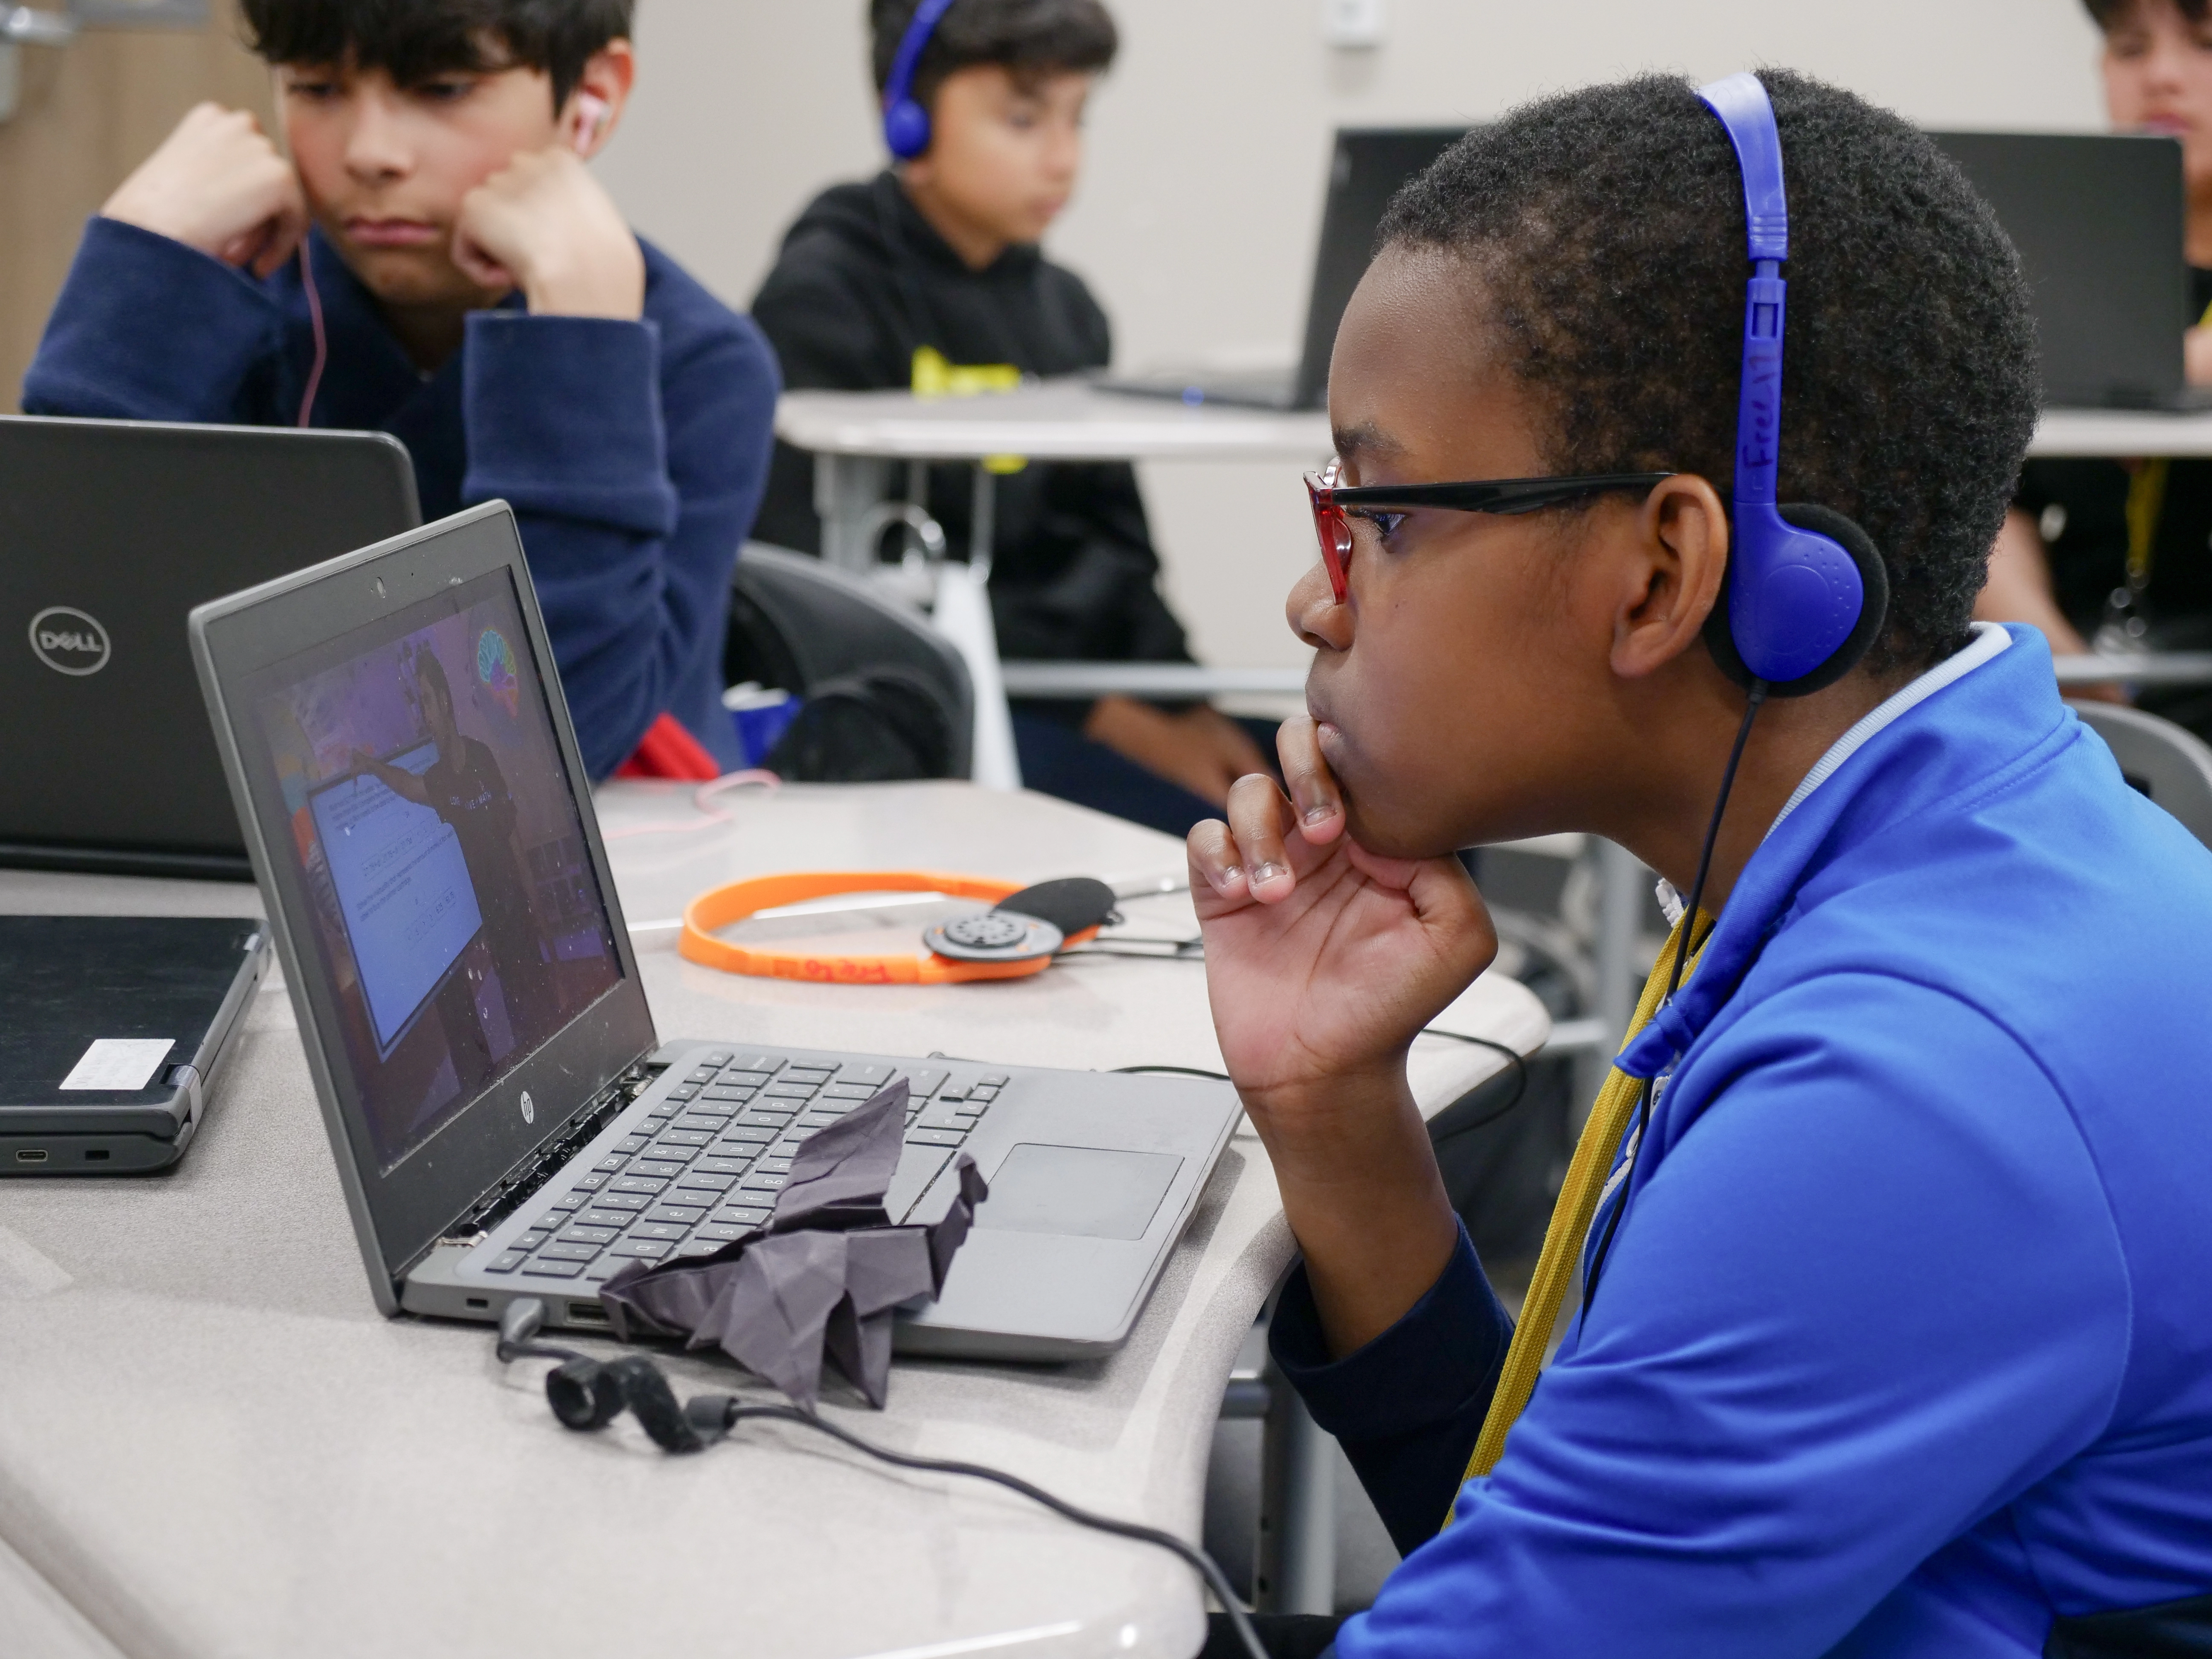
[1618,624,2067,1078]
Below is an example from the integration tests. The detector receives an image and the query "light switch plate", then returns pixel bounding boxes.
[1322,0,1385,48]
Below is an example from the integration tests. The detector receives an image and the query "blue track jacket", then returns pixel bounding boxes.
[21,217,778,778]
[1273,627,2212,1655]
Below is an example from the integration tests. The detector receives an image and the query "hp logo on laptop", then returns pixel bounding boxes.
[519,1090,535,1125]
[28,607,110,677]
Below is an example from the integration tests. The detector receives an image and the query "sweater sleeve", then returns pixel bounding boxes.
[460,302,778,777]
[21,216,285,422]
[1335,975,2132,1659]
[1269,1221,1513,1557]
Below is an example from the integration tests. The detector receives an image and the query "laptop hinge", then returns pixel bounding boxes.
[434,1057,654,1248]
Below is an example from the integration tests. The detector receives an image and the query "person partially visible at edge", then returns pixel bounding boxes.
[1187,71,2212,1659]
[21,0,777,781]
[749,0,1273,836]
[1981,0,2212,735]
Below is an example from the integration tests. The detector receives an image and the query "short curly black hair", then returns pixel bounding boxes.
[240,0,631,111]
[1377,70,2040,676]
[869,0,1117,109]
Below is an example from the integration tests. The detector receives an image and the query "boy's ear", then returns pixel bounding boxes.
[1610,474,1730,681]
[562,40,636,157]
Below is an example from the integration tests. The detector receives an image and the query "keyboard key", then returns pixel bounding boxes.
[643,1110,676,1128]
[646,1205,707,1226]
[594,1191,652,1212]
[731,1054,785,1076]
[655,1128,713,1147]
[562,1225,619,1245]
[906,1128,968,1148]
[978,1074,1010,1088]
[701,1051,734,1067]
[904,1068,947,1097]
[609,1238,672,1260]
[695,1222,753,1243]
[548,1191,588,1212]
[538,1241,602,1263]
[629,1221,690,1242]
[771,1138,809,1158]
[612,1176,667,1196]
[576,1208,637,1229]
[594,1153,628,1173]
[969,1087,1001,1103]
[629,1158,685,1179]
[717,1124,776,1145]
[738,1172,790,1193]
[777,1124,822,1144]
[515,1231,551,1251]
[838,1062,894,1086]
[754,1158,793,1176]
[822,1083,878,1100]
[784,1064,834,1080]
[673,1239,724,1258]
[522,1258,585,1279]
[918,1107,977,1132]
[701,1085,755,1102]
[678,1107,735,1126]
[646,1143,705,1166]
[665,1086,699,1102]
[714,1206,773,1228]
[693,1157,750,1176]
[485,1251,527,1273]
[762,1082,818,1100]
[675,1170,736,1193]
[615,1135,649,1153]
[573,1172,609,1192]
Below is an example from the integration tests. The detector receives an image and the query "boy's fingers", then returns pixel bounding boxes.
[1276,716,1344,842]
[1187,819,1249,902]
[1225,773,1296,901]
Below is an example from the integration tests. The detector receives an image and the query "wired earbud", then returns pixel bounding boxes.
[1694,72,1889,700]
[881,0,960,160]
[494,1298,1274,1659]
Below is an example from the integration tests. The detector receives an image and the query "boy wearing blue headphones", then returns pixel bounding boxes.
[1192,71,2212,1659]
[21,0,778,782]
[751,0,1273,834]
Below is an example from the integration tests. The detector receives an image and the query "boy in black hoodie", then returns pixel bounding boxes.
[751,0,1271,835]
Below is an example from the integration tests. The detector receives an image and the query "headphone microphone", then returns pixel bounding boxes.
[881,0,961,160]
[1694,72,1889,700]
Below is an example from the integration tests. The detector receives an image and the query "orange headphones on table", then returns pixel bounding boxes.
[678,874,1119,985]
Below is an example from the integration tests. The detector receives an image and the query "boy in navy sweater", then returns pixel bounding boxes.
[1193,73,2212,1658]
[21,0,777,780]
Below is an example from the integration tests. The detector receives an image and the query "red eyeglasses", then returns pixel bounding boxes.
[1304,461,1674,603]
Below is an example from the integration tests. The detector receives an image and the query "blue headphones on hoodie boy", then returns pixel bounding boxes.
[882,0,961,160]
[1695,72,1888,698]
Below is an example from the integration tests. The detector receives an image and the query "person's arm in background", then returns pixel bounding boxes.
[451,154,778,778]
[22,105,305,421]
[1975,508,2125,704]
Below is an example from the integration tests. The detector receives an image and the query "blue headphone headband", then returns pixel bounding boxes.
[1693,72,1886,696]
[883,0,960,160]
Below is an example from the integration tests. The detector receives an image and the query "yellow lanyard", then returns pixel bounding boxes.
[2120,296,2212,592]
[1453,910,1711,1509]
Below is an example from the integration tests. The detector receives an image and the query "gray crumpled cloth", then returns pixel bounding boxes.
[599,1080,986,1408]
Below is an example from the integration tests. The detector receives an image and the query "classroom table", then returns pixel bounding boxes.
[0,780,1548,1659]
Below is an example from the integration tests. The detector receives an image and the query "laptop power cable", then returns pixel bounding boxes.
[496,1298,1272,1659]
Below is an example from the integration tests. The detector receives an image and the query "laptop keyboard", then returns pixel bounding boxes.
[478,1052,1006,1284]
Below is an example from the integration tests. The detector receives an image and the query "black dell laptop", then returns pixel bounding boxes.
[1929,131,2204,410]
[0,416,420,879]
[1102,126,1467,410]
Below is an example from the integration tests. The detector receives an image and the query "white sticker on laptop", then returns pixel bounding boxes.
[58,1038,175,1092]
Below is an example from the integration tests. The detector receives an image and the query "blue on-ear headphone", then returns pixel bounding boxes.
[1694,72,1888,698]
[882,0,961,160]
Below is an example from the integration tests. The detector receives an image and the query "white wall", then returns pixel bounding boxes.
[599,0,2109,675]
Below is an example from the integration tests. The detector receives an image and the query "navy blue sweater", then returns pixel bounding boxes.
[23,217,778,778]
[1277,629,2212,1656]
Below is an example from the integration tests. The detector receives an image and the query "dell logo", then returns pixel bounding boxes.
[519,1090,535,1125]
[27,607,110,677]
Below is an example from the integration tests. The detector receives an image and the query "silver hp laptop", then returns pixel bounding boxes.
[188,502,1238,1358]
[0,416,419,879]
[1100,126,1466,410]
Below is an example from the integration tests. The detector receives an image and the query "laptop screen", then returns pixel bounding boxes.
[247,568,623,1173]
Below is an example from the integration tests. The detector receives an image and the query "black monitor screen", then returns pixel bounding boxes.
[247,569,622,1173]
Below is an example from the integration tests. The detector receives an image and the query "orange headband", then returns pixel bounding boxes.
[678,871,1100,985]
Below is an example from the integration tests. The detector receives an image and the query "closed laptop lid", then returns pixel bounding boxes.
[189,502,655,1295]
[0,417,420,874]
[1928,131,2190,409]
[0,914,265,1138]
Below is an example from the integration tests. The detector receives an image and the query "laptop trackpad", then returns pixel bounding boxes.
[975,1144,1183,1241]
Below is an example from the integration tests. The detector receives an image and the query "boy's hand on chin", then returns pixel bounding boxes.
[102,104,308,279]
[452,148,645,320]
[1187,716,1498,1123]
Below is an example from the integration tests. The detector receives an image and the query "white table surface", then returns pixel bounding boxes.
[0,781,1547,1659]
[775,382,2212,464]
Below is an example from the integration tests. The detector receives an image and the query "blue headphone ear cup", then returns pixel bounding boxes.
[1703,503,1889,699]
[883,98,931,160]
